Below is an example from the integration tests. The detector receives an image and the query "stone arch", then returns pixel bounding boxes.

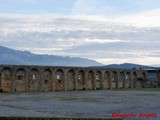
[133,72,138,80]
[119,72,125,88]
[42,69,53,92]
[29,68,40,92]
[55,69,64,91]
[125,72,131,88]
[95,71,102,90]
[77,70,85,90]
[112,71,118,89]
[67,69,75,91]
[15,68,27,92]
[1,67,12,92]
[104,71,110,89]
[134,78,146,88]
[87,70,94,90]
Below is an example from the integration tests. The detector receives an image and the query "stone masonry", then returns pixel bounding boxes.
[0,64,154,92]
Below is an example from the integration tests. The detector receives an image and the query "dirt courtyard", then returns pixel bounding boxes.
[0,89,159,120]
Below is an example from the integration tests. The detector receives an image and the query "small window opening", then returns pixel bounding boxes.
[57,74,60,80]
[78,75,81,80]
[45,80,48,84]
[96,76,100,81]
[58,80,61,83]
[32,74,36,80]
[17,75,23,80]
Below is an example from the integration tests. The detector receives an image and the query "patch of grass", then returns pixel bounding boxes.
[110,88,160,92]
[145,88,160,92]
[135,93,155,96]
[0,104,29,110]
[130,88,160,92]
[58,97,101,102]
[58,97,82,101]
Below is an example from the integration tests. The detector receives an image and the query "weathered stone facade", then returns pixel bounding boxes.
[0,65,151,92]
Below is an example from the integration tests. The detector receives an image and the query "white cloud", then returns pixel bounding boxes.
[117,9,160,27]
[0,12,160,66]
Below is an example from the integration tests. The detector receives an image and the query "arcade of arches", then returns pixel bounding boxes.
[0,65,154,92]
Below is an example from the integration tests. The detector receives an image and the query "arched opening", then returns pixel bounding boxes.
[134,78,146,88]
[142,72,147,79]
[77,70,85,90]
[132,72,138,88]
[55,69,64,91]
[119,72,125,88]
[133,72,138,80]
[43,69,53,92]
[45,80,48,84]
[112,71,118,89]
[1,68,12,92]
[15,68,26,92]
[104,71,110,89]
[87,70,94,90]
[95,71,102,90]
[29,69,40,92]
[125,72,131,88]
[67,70,75,91]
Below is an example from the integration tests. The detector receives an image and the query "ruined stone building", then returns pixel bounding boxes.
[0,65,159,92]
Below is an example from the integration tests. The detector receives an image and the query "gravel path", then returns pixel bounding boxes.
[0,90,160,120]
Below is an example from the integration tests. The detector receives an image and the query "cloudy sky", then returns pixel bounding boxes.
[0,0,160,66]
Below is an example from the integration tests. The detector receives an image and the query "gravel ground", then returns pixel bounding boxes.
[0,90,160,120]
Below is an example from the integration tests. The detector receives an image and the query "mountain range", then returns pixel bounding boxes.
[0,46,102,67]
[0,45,159,69]
[95,63,158,69]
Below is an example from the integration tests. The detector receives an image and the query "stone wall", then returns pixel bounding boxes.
[0,65,149,92]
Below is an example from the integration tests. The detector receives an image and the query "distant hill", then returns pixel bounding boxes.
[95,63,157,69]
[0,46,103,67]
